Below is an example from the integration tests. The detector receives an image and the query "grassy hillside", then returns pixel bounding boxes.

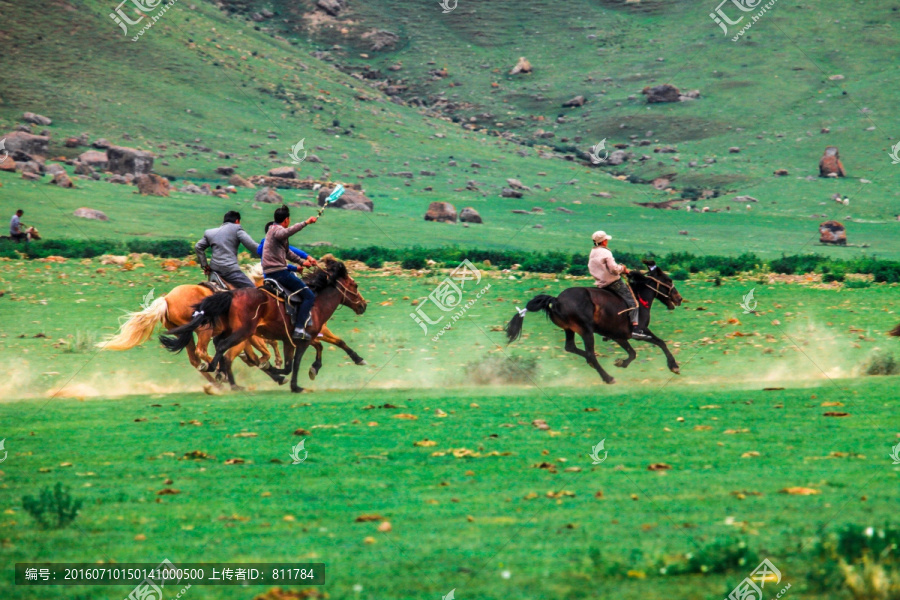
[0,0,897,260]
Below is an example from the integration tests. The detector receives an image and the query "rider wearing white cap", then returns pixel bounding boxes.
[588,231,651,340]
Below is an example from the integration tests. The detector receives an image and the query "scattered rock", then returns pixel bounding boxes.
[3,131,50,159]
[606,150,627,165]
[268,166,296,179]
[501,187,523,198]
[509,56,533,75]
[819,146,845,177]
[642,84,681,103]
[50,171,74,188]
[506,178,530,190]
[0,155,16,172]
[734,195,758,203]
[254,187,283,204]
[819,220,847,245]
[179,184,210,195]
[78,150,109,170]
[316,0,346,16]
[135,173,171,196]
[63,137,82,148]
[107,145,154,175]
[424,201,457,223]
[228,174,255,188]
[562,95,586,107]
[74,207,108,221]
[317,186,374,211]
[216,166,235,176]
[23,112,52,126]
[363,30,400,51]
[459,207,482,223]
[45,163,65,176]
[21,171,41,181]
[729,147,741,153]
[773,169,789,176]
[556,207,573,214]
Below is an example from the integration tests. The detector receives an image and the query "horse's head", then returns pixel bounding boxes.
[308,255,367,315]
[634,260,683,310]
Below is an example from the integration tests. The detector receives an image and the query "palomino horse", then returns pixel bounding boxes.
[505,261,683,384]
[101,263,366,383]
[160,258,367,392]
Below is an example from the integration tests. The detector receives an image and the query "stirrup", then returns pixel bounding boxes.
[292,326,311,341]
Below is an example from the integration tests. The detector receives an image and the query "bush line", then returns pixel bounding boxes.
[3,240,899,282]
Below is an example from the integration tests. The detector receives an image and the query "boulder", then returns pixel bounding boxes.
[506,178,529,190]
[0,155,16,172]
[460,207,482,223]
[819,146,845,177]
[3,131,50,158]
[501,187,523,198]
[642,84,681,103]
[316,0,346,15]
[107,145,154,175]
[680,89,701,100]
[510,57,533,75]
[74,208,108,221]
[22,171,41,181]
[216,166,235,176]
[819,220,846,245]
[78,150,109,170]
[606,150,627,165]
[179,184,211,195]
[254,187,283,204]
[107,174,129,184]
[424,201,457,223]
[45,163,66,176]
[18,160,44,175]
[228,174,255,188]
[268,166,297,179]
[50,172,74,188]
[363,30,400,51]
[64,137,82,148]
[92,138,111,149]
[73,162,94,176]
[134,173,170,196]
[23,112,52,126]
[317,187,374,211]
[562,95,586,107]
[734,195,758,203]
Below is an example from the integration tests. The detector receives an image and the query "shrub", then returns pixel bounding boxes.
[62,331,98,354]
[666,538,757,575]
[465,354,539,385]
[809,524,900,595]
[126,239,193,257]
[864,352,899,376]
[23,483,83,529]
[401,256,427,270]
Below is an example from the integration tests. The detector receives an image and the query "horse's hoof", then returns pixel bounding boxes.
[355,359,368,366]
[290,385,304,393]
[308,367,318,381]
[671,367,681,375]
[214,371,226,383]
[276,376,287,386]
[197,361,209,372]
[259,360,271,371]
[614,359,627,368]
[605,377,616,385]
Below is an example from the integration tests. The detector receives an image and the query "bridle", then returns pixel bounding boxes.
[643,274,675,299]
[334,277,366,310]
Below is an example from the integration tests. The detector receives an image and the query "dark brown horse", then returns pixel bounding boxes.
[505,261,683,384]
[160,258,367,392]
[891,324,900,337]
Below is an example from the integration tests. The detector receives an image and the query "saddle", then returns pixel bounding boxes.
[199,272,229,293]
[261,279,289,302]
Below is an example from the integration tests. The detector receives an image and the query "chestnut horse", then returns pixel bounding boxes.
[160,258,367,392]
[505,261,683,384]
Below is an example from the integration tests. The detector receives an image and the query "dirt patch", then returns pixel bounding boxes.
[594,115,727,142]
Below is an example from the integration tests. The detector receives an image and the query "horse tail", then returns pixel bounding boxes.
[506,294,556,344]
[158,292,233,353]
[891,322,900,337]
[98,296,169,350]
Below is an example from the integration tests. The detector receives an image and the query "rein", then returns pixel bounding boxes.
[643,275,674,298]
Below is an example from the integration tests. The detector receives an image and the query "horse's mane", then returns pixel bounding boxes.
[303,255,348,293]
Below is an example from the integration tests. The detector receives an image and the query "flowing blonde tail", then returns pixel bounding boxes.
[98,297,168,350]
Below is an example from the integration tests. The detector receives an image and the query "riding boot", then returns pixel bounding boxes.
[292,304,312,341]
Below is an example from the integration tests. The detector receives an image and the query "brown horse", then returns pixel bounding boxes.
[160,258,367,392]
[891,324,900,337]
[100,272,366,381]
[505,261,683,384]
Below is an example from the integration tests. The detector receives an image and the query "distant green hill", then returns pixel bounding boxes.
[1,0,897,259]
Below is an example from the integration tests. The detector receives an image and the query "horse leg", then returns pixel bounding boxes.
[309,340,323,380]
[269,340,283,368]
[195,327,214,370]
[643,330,680,374]
[320,327,367,365]
[612,338,637,369]
[563,329,589,359]
[290,342,311,393]
[221,344,246,390]
[579,331,615,384]
[185,337,219,384]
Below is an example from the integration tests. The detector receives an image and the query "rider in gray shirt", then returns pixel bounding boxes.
[194,211,258,288]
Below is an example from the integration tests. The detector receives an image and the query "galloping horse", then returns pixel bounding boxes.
[100,262,366,382]
[160,258,367,392]
[505,260,683,384]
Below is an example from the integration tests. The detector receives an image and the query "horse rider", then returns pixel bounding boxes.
[261,205,318,341]
[588,230,651,340]
[194,210,259,289]
[257,221,318,274]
